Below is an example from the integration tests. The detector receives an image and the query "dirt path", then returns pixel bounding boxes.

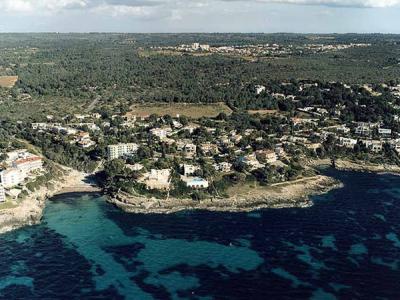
[87,96,101,112]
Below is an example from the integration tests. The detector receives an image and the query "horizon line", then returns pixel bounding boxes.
[0,31,400,35]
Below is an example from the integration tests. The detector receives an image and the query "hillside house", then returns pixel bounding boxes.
[150,127,172,139]
[378,128,392,137]
[184,143,197,157]
[213,162,232,173]
[182,164,200,176]
[339,137,358,149]
[144,169,171,190]
[362,140,383,153]
[201,143,219,155]
[241,154,265,170]
[256,150,278,164]
[255,85,266,95]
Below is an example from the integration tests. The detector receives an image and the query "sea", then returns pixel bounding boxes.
[1,169,400,300]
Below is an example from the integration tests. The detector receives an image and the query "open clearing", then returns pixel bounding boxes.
[0,76,18,88]
[247,109,280,115]
[127,102,232,119]
[0,95,91,121]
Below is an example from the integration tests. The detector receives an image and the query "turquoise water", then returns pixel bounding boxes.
[1,169,400,299]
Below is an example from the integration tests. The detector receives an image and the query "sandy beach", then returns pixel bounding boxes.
[0,168,97,234]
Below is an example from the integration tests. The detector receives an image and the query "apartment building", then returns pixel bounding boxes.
[12,156,43,174]
[0,184,5,202]
[107,143,139,160]
[0,169,25,188]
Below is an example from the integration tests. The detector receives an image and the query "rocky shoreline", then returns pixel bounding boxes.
[0,169,92,235]
[4,157,397,233]
[108,175,343,214]
[308,158,400,174]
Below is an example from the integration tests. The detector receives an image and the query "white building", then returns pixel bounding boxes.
[53,126,78,135]
[184,143,197,157]
[5,149,30,164]
[0,184,5,202]
[316,108,329,116]
[355,122,379,136]
[275,146,286,157]
[192,43,200,50]
[213,162,232,173]
[200,44,210,51]
[336,125,351,134]
[339,137,358,149]
[182,124,199,134]
[255,85,266,95]
[241,154,265,170]
[182,164,199,176]
[0,169,25,188]
[92,113,102,119]
[144,169,171,190]
[74,114,87,120]
[126,163,144,171]
[150,128,172,139]
[172,120,183,129]
[201,143,219,155]
[355,124,371,136]
[32,123,49,130]
[77,139,96,148]
[370,142,383,153]
[390,140,400,153]
[182,177,209,189]
[362,140,383,153]
[256,150,278,164]
[378,128,392,136]
[107,143,139,160]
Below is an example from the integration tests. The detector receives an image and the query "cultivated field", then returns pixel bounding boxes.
[0,76,18,88]
[127,102,232,119]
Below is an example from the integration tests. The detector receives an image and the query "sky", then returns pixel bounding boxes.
[0,0,400,33]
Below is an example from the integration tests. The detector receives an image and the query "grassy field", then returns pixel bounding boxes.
[0,200,18,210]
[127,102,232,119]
[226,175,315,198]
[0,95,91,121]
[0,76,18,88]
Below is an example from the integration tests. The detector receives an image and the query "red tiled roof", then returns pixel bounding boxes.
[14,156,42,165]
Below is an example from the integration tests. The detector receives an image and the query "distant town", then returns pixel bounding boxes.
[151,42,371,57]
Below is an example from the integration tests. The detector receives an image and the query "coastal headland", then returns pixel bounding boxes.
[2,158,400,234]
[107,158,400,214]
[108,175,342,214]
